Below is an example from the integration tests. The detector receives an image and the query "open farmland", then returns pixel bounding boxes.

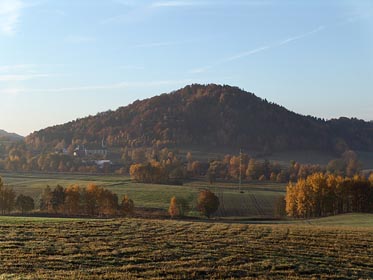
[1,173,286,218]
[0,215,372,279]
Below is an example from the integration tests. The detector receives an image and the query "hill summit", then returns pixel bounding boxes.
[26,84,373,153]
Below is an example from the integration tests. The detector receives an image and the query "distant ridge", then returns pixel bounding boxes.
[0,129,23,141]
[25,84,373,153]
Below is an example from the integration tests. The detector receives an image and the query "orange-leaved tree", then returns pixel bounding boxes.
[168,196,180,218]
[120,195,134,216]
[197,190,219,218]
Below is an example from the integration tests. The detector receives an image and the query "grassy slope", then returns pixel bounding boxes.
[0,216,372,279]
[303,213,373,227]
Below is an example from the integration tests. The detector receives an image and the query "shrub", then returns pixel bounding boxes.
[197,190,219,218]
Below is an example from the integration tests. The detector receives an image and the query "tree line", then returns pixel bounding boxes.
[127,149,363,185]
[39,184,134,216]
[285,173,373,218]
[0,137,362,187]
[1,176,220,219]
[0,177,134,217]
[0,177,34,214]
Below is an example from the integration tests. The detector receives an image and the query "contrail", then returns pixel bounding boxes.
[190,25,326,73]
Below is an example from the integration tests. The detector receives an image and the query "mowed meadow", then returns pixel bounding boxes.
[1,173,372,279]
[0,215,372,279]
[1,173,285,218]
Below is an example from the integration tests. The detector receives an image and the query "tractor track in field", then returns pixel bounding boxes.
[249,193,265,217]
[217,192,227,216]
[217,191,266,217]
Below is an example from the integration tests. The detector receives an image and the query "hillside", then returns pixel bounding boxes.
[25,84,373,153]
[0,129,23,141]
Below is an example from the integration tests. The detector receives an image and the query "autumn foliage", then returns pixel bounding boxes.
[24,84,373,156]
[285,173,373,218]
[197,190,220,218]
[120,195,135,216]
[40,184,133,217]
[130,162,169,184]
[0,177,34,214]
[168,196,180,218]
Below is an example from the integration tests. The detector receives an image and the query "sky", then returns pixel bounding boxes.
[1,0,373,136]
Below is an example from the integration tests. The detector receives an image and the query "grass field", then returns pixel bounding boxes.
[302,213,373,227]
[1,173,286,218]
[0,215,372,279]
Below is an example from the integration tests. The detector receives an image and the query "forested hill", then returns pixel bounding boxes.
[25,84,373,153]
[0,130,23,141]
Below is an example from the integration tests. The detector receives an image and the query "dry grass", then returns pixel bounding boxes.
[0,217,372,279]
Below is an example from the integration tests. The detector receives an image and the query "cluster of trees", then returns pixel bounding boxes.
[40,184,134,216]
[0,177,34,214]
[128,149,362,185]
[205,150,362,184]
[285,173,373,218]
[129,148,186,184]
[0,177,134,217]
[168,190,220,218]
[126,149,335,185]
[326,150,361,177]
[0,128,363,189]
[205,154,324,184]
[168,196,192,218]
[0,142,100,173]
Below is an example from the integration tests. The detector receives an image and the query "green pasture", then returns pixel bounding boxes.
[1,173,286,218]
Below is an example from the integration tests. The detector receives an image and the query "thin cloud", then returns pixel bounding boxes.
[0,64,61,81]
[0,0,24,35]
[0,73,53,82]
[278,25,325,46]
[0,79,194,94]
[190,25,325,74]
[65,35,96,43]
[151,0,271,8]
[0,0,39,35]
[112,0,138,7]
[151,1,205,8]
[119,65,144,70]
[131,39,192,48]
[103,0,271,25]
[105,2,212,24]
[0,64,37,72]
[225,46,271,62]
[0,87,23,95]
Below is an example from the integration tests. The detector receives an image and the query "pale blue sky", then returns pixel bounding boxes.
[1,0,373,136]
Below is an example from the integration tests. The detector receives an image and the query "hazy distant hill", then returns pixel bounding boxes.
[25,84,373,153]
[0,129,23,141]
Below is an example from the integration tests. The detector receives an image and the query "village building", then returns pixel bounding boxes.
[73,140,108,158]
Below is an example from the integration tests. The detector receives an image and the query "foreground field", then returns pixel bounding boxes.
[2,173,285,218]
[0,216,372,279]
